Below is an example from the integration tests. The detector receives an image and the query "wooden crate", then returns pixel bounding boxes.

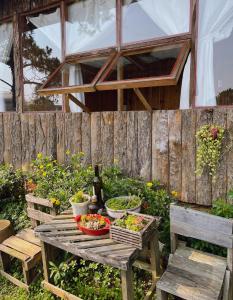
[110,212,159,249]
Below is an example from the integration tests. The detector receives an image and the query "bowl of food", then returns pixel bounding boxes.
[75,214,111,236]
[105,195,142,219]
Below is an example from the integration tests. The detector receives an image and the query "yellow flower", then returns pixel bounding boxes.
[37,153,43,159]
[146,182,153,188]
[46,163,52,168]
[77,191,84,197]
[80,152,85,156]
[39,165,44,169]
[42,172,47,177]
[50,198,57,204]
[55,199,61,206]
[66,149,71,156]
[171,190,178,198]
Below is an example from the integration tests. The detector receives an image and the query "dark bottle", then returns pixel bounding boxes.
[93,165,104,208]
[88,195,99,214]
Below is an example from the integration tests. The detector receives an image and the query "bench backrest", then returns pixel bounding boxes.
[26,194,58,228]
[170,203,233,250]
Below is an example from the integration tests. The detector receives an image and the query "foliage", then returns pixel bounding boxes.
[196,124,225,178]
[211,198,233,218]
[70,191,89,204]
[0,199,30,232]
[0,164,25,200]
[106,195,141,210]
[115,215,148,232]
[49,259,155,300]
[28,153,94,209]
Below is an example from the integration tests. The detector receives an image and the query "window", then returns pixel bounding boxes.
[22,8,62,111]
[96,42,190,90]
[196,0,233,107]
[66,0,116,55]
[0,22,15,112]
[122,0,190,45]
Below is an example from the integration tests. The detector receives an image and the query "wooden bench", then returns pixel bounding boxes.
[0,194,58,290]
[157,203,233,300]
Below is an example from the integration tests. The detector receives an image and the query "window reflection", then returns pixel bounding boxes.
[0,22,15,112]
[122,0,190,44]
[22,8,62,111]
[66,0,116,55]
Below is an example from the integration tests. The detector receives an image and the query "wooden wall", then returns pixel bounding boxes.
[0,108,232,206]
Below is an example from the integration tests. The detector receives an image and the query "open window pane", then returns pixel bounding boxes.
[122,0,190,44]
[0,22,15,112]
[22,8,62,111]
[66,0,116,55]
[42,57,109,91]
[104,45,181,82]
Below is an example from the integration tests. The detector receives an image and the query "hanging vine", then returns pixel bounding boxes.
[196,124,225,178]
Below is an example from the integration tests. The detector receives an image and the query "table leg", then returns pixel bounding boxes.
[41,241,51,282]
[150,231,161,280]
[121,268,134,300]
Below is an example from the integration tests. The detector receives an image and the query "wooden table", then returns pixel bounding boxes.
[35,212,161,300]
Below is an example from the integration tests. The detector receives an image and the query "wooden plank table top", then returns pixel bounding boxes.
[35,214,140,270]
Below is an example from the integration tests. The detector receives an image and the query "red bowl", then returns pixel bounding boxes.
[74,214,111,236]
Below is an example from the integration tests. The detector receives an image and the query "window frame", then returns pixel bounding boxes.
[38,51,118,96]
[95,40,191,91]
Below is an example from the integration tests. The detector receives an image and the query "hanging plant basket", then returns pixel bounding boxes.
[196,124,225,178]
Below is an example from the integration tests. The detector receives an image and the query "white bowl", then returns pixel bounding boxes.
[105,196,141,219]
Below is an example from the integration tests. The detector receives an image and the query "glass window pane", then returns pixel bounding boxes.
[196,0,233,106]
[22,8,62,111]
[104,45,181,82]
[0,22,15,112]
[122,0,190,44]
[45,57,108,89]
[66,0,116,55]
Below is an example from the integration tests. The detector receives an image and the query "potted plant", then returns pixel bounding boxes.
[110,212,159,249]
[70,191,90,217]
[105,195,142,218]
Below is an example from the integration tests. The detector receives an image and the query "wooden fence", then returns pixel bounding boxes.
[0,109,232,206]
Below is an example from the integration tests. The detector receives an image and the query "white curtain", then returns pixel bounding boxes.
[28,8,61,55]
[69,65,85,112]
[66,0,116,54]
[0,23,13,112]
[136,0,190,109]
[196,0,233,106]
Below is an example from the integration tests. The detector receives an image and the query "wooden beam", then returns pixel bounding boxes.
[117,61,124,111]
[133,88,152,111]
[189,0,198,108]
[0,270,29,291]
[42,281,82,300]
[68,94,91,114]
[13,13,23,113]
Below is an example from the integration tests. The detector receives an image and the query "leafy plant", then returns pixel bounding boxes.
[0,164,25,200]
[196,124,224,178]
[115,215,148,232]
[106,196,141,210]
[70,191,88,204]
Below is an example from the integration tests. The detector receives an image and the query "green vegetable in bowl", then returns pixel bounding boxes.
[106,196,141,210]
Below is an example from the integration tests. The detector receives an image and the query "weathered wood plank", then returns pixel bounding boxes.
[28,113,36,162]
[3,113,13,164]
[16,228,40,247]
[21,114,30,170]
[227,109,233,204]
[27,208,54,224]
[114,112,127,172]
[0,270,29,291]
[101,112,114,167]
[152,111,169,185]
[0,113,4,164]
[72,113,82,155]
[138,111,152,180]
[42,281,82,300]
[46,113,56,158]
[81,113,91,165]
[168,110,182,193]
[91,112,102,165]
[127,111,138,177]
[3,236,41,257]
[26,194,53,208]
[196,109,213,206]
[181,110,196,203]
[56,113,65,164]
[35,114,47,156]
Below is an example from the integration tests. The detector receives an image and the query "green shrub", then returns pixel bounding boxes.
[0,165,25,200]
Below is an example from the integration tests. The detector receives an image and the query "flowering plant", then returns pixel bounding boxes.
[196,124,224,178]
